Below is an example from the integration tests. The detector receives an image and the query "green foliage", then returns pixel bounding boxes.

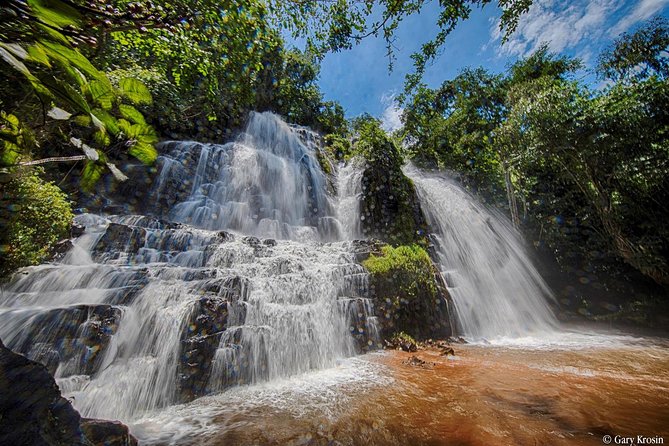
[364,245,436,298]
[502,75,669,285]
[598,16,669,82]
[364,244,437,303]
[0,0,157,190]
[402,18,669,288]
[0,169,73,277]
[353,117,427,245]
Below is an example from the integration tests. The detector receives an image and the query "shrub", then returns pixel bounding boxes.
[0,170,73,277]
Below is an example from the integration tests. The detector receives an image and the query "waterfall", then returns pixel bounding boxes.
[157,111,341,241]
[0,112,379,422]
[335,157,365,240]
[404,164,558,340]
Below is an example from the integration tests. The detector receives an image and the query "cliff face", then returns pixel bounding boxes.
[0,337,137,446]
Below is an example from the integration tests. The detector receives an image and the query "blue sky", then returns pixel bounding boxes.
[307,0,669,130]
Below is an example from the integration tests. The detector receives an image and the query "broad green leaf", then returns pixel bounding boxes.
[118,104,146,125]
[119,78,153,105]
[41,41,102,80]
[27,44,51,67]
[81,160,105,192]
[129,141,158,165]
[93,129,111,146]
[91,109,120,135]
[89,78,115,110]
[27,0,82,29]
[40,77,91,114]
[73,115,91,127]
[36,24,71,45]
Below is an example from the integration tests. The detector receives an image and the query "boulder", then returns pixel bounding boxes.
[177,296,230,401]
[0,337,137,446]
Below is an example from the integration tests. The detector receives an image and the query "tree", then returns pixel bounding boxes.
[598,17,669,83]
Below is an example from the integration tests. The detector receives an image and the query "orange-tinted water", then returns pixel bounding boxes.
[136,335,669,446]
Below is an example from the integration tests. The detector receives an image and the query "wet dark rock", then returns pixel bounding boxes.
[440,346,456,356]
[263,238,277,247]
[218,231,234,242]
[177,296,229,401]
[267,257,305,276]
[0,337,137,446]
[385,334,419,353]
[220,276,251,302]
[448,336,468,344]
[49,239,73,262]
[242,236,261,247]
[402,355,434,368]
[71,223,86,238]
[80,419,137,446]
[93,223,146,257]
[10,305,122,376]
[348,239,384,263]
[363,244,452,341]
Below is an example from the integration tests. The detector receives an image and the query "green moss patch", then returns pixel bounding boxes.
[364,244,450,340]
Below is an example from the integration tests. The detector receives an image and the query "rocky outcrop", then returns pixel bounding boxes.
[0,337,137,446]
[355,132,429,246]
[361,244,452,341]
[9,305,122,376]
[177,296,230,401]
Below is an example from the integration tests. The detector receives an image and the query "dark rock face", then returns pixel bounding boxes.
[0,337,137,446]
[361,242,452,341]
[177,296,230,401]
[93,223,147,260]
[10,305,122,376]
[358,142,429,246]
[49,239,74,262]
[369,265,452,341]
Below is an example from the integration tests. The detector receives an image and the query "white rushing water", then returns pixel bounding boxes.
[335,157,365,240]
[0,112,379,424]
[404,164,559,341]
[156,111,342,241]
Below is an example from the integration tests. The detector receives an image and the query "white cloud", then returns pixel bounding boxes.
[489,0,620,58]
[611,0,669,36]
[379,92,403,133]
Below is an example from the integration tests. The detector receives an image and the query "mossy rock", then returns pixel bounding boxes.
[353,120,428,246]
[363,244,451,340]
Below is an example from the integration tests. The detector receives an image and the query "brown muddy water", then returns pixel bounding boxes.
[132,331,669,446]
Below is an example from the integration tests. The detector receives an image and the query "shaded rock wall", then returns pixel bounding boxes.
[352,241,452,341]
[0,337,137,446]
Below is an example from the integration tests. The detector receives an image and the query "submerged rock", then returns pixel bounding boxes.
[0,337,137,446]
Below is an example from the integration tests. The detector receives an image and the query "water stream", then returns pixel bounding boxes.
[0,113,666,444]
[0,112,378,423]
[404,164,559,341]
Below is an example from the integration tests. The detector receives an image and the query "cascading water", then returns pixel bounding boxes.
[0,112,379,424]
[403,164,559,341]
[335,157,365,240]
[155,111,341,241]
